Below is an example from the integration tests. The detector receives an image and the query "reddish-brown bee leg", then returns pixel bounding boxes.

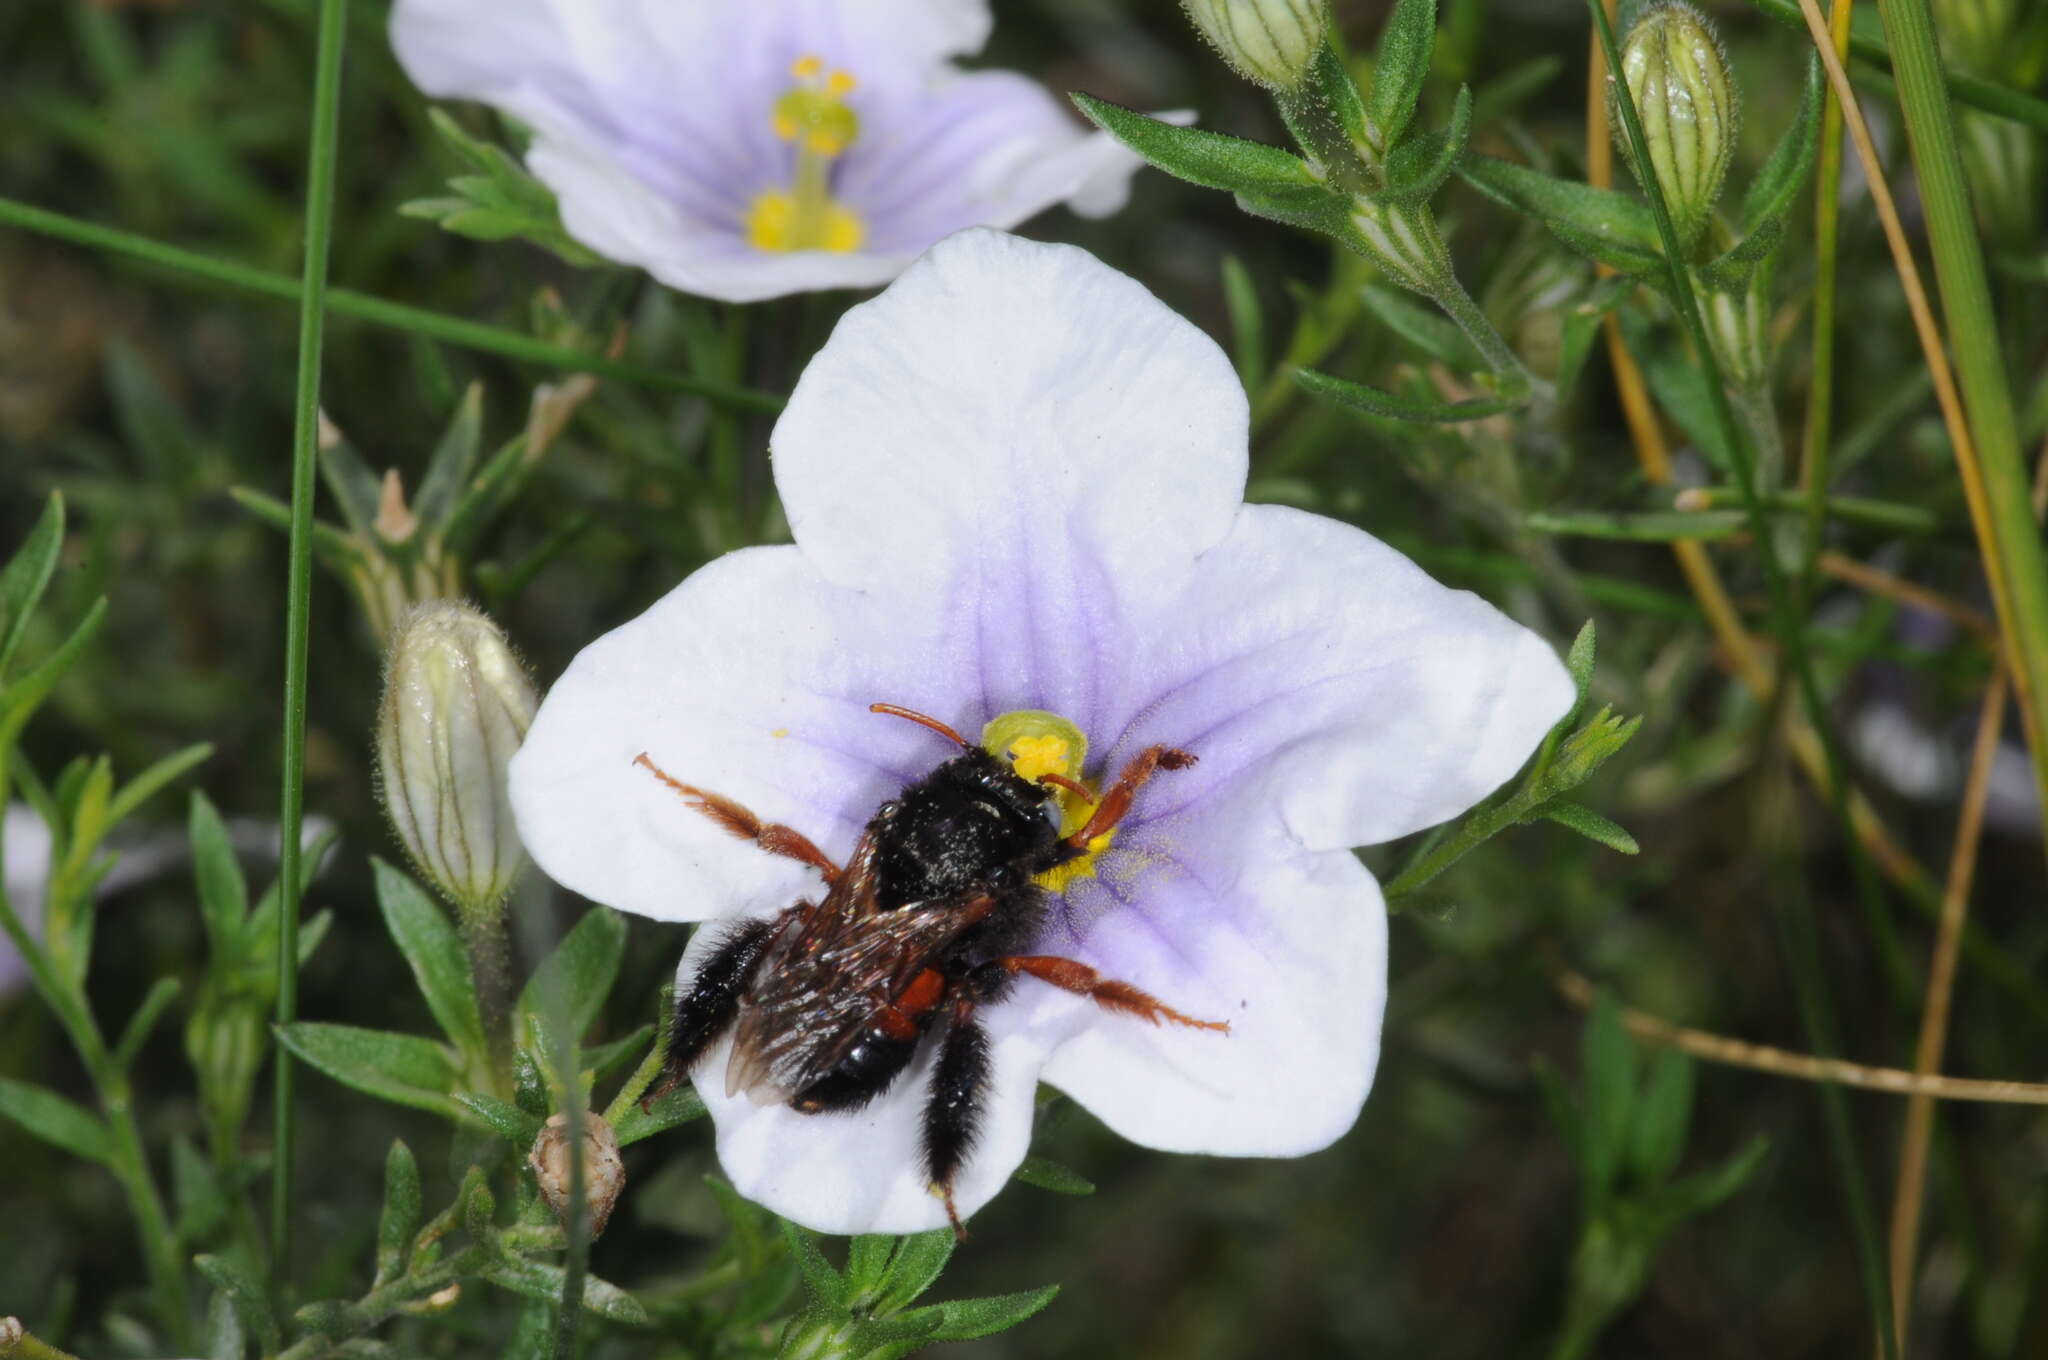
[1000,956,1230,1033]
[633,753,841,883]
[1063,745,1196,849]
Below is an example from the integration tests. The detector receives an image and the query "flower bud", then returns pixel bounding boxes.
[376,602,537,921]
[529,1112,626,1238]
[1609,2,1737,249]
[1182,0,1328,89]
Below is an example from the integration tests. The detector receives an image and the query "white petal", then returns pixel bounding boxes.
[1003,831,1387,1157]
[772,229,1247,599]
[1113,503,1575,850]
[509,547,969,923]
[678,921,1047,1235]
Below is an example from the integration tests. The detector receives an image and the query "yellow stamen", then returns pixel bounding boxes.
[750,53,864,254]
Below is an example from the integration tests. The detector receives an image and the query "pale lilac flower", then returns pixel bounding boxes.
[1,804,52,998]
[390,0,1152,303]
[509,229,1572,1234]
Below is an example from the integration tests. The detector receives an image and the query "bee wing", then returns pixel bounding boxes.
[726,873,991,1104]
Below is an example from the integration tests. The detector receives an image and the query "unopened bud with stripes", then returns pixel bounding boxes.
[1609,2,1737,250]
[376,602,538,921]
[1182,0,1328,89]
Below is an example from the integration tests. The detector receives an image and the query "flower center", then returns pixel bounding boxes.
[981,709,1117,893]
[746,56,865,254]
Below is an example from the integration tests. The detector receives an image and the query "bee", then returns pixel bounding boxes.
[635,702,1228,1235]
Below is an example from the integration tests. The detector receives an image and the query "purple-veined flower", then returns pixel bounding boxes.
[390,0,1153,303]
[508,229,1573,1234]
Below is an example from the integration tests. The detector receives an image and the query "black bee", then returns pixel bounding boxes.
[636,702,1227,1234]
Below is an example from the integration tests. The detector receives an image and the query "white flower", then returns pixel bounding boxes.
[509,229,1572,1234]
[390,0,1153,302]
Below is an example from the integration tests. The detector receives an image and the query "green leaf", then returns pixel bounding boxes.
[411,382,484,532]
[869,1229,956,1316]
[195,1253,278,1350]
[474,1257,649,1324]
[1696,218,1784,295]
[1457,156,1664,273]
[612,1083,706,1146]
[374,859,487,1061]
[205,1287,247,1360]
[1525,508,1746,542]
[275,1022,464,1121]
[1579,991,1637,1205]
[402,109,600,267]
[1628,1049,1695,1186]
[1470,55,1564,126]
[1643,1136,1769,1231]
[1012,1156,1096,1196]
[519,904,626,1042]
[1380,84,1473,205]
[189,792,248,960]
[1555,277,1631,401]
[0,491,63,681]
[1563,621,1597,710]
[315,425,386,539]
[0,1076,110,1162]
[455,1091,543,1145]
[1220,254,1267,393]
[375,1140,422,1286]
[783,1221,849,1310]
[1370,0,1439,152]
[0,598,107,752]
[226,486,364,571]
[904,1285,1061,1345]
[1297,366,1525,424]
[1071,94,1320,195]
[1741,57,1823,235]
[1539,802,1641,855]
[1357,283,1486,370]
[112,976,182,1072]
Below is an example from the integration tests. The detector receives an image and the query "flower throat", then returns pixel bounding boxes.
[747,56,864,254]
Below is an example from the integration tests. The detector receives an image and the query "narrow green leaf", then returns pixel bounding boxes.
[189,792,248,960]
[411,382,484,532]
[455,1091,543,1145]
[1628,1049,1695,1186]
[375,1139,421,1286]
[1370,0,1439,152]
[225,486,364,570]
[316,428,385,539]
[1380,84,1473,205]
[195,1253,278,1350]
[1564,621,1597,708]
[0,1076,111,1162]
[519,905,626,1042]
[1741,58,1823,234]
[612,1083,706,1146]
[1220,255,1266,393]
[1357,284,1486,370]
[1298,366,1524,424]
[475,1259,650,1324]
[1012,1156,1096,1196]
[1539,802,1641,855]
[0,598,108,749]
[1071,94,1319,194]
[870,1229,955,1316]
[907,1285,1061,1345]
[373,859,487,1061]
[275,1022,464,1120]
[0,491,64,680]
[1457,156,1664,273]
[1644,1136,1769,1230]
[1579,992,1637,1205]
[1525,509,1746,542]
[112,976,183,1072]
[782,1221,849,1309]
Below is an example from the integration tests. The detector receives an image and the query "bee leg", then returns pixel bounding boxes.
[922,991,990,1242]
[643,915,781,1110]
[633,753,842,883]
[998,956,1230,1033]
[1061,745,1197,851]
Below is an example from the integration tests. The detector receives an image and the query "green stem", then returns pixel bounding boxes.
[1429,270,1535,397]
[1679,487,1946,537]
[268,1246,492,1360]
[1874,0,2048,844]
[1589,6,1899,1355]
[1798,9,1853,609]
[273,0,347,1287]
[0,1322,86,1360]
[0,196,783,414]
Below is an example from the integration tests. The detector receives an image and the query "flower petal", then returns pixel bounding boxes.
[509,547,975,922]
[1107,503,1574,850]
[1001,827,1387,1157]
[774,228,1247,601]
[679,920,1047,1235]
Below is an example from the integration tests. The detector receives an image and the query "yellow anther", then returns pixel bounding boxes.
[826,70,857,95]
[791,54,824,79]
[752,56,865,255]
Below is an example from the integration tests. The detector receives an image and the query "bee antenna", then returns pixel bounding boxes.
[869,702,970,748]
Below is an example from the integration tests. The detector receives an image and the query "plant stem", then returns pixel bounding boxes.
[1429,271,1534,396]
[0,195,783,414]
[1798,3,1855,613]
[1873,0,2048,844]
[273,0,347,1288]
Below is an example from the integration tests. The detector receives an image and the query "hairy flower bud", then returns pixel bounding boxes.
[1609,2,1737,249]
[376,602,537,920]
[529,1112,626,1238]
[1182,0,1328,89]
